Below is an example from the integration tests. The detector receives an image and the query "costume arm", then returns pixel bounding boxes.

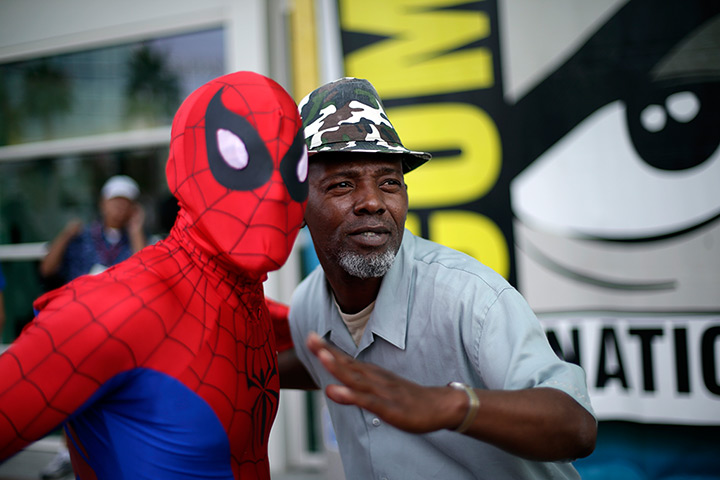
[277,347,318,390]
[265,298,293,353]
[0,292,130,460]
[266,297,318,389]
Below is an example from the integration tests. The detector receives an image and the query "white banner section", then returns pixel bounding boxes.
[540,313,720,425]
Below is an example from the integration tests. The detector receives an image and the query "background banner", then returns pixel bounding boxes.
[336,0,720,428]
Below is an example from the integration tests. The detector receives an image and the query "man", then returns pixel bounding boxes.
[40,174,147,284]
[286,77,597,479]
[0,71,308,479]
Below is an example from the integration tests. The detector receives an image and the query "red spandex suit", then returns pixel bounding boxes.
[0,71,308,479]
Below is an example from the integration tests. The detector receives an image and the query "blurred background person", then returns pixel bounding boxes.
[39,174,146,285]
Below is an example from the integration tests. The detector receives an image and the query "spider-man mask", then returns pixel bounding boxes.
[166,71,308,279]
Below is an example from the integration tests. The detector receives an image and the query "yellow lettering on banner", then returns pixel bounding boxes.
[395,103,501,209]
[340,0,492,97]
[429,210,509,278]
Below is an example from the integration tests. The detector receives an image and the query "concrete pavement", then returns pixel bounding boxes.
[0,436,327,480]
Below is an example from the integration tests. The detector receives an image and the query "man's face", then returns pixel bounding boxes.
[101,197,135,229]
[305,154,408,279]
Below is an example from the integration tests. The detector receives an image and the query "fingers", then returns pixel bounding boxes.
[134,204,146,221]
[305,332,400,398]
[305,331,327,355]
[64,219,83,237]
[306,333,357,384]
[306,333,362,404]
[306,332,354,372]
[129,205,146,229]
[325,384,355,405]
[305,332,443,432]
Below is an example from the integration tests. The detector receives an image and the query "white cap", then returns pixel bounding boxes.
[101,175,140,201]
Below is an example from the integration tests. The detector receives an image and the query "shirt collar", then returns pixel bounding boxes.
[318,230,414,355]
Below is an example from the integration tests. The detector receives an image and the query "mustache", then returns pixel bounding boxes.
[345,220,397,235]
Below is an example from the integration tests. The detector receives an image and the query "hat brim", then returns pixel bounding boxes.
[309,141,431,173]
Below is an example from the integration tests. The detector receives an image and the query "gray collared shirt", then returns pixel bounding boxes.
[289,231,594,480]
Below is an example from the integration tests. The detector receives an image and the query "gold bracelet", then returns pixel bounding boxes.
[448,382,480,433]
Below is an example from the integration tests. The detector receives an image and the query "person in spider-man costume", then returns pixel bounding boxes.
[0,71,308,479]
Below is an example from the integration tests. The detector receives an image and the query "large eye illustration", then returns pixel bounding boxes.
[205,89,273,191]
[280,130,309,202]
[626,81,720,171]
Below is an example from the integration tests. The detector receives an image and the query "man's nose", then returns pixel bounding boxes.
[354,183,386,215]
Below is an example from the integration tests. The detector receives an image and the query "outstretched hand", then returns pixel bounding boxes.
[306,332,465,433]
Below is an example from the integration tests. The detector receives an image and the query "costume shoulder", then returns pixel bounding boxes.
[265,298,293,352]
[33,242,207,371]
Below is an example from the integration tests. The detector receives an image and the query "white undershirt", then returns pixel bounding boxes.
[104,227,122,245]
[335,297,375,346]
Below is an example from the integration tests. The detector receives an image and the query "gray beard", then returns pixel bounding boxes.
[338,249,397,278]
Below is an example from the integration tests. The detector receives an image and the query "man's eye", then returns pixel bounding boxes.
[329,181,351,190]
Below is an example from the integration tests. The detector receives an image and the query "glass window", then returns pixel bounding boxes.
[0,28,224,146]
[0,146,172,342]
[0,27,225,343]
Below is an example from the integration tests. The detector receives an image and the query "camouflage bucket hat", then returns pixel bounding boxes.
[298,77,431,173]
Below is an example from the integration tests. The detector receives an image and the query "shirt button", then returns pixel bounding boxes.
[372,418,381,427]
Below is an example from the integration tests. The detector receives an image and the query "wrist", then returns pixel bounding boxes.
[447,382,480,433]
[61,228,78,240]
